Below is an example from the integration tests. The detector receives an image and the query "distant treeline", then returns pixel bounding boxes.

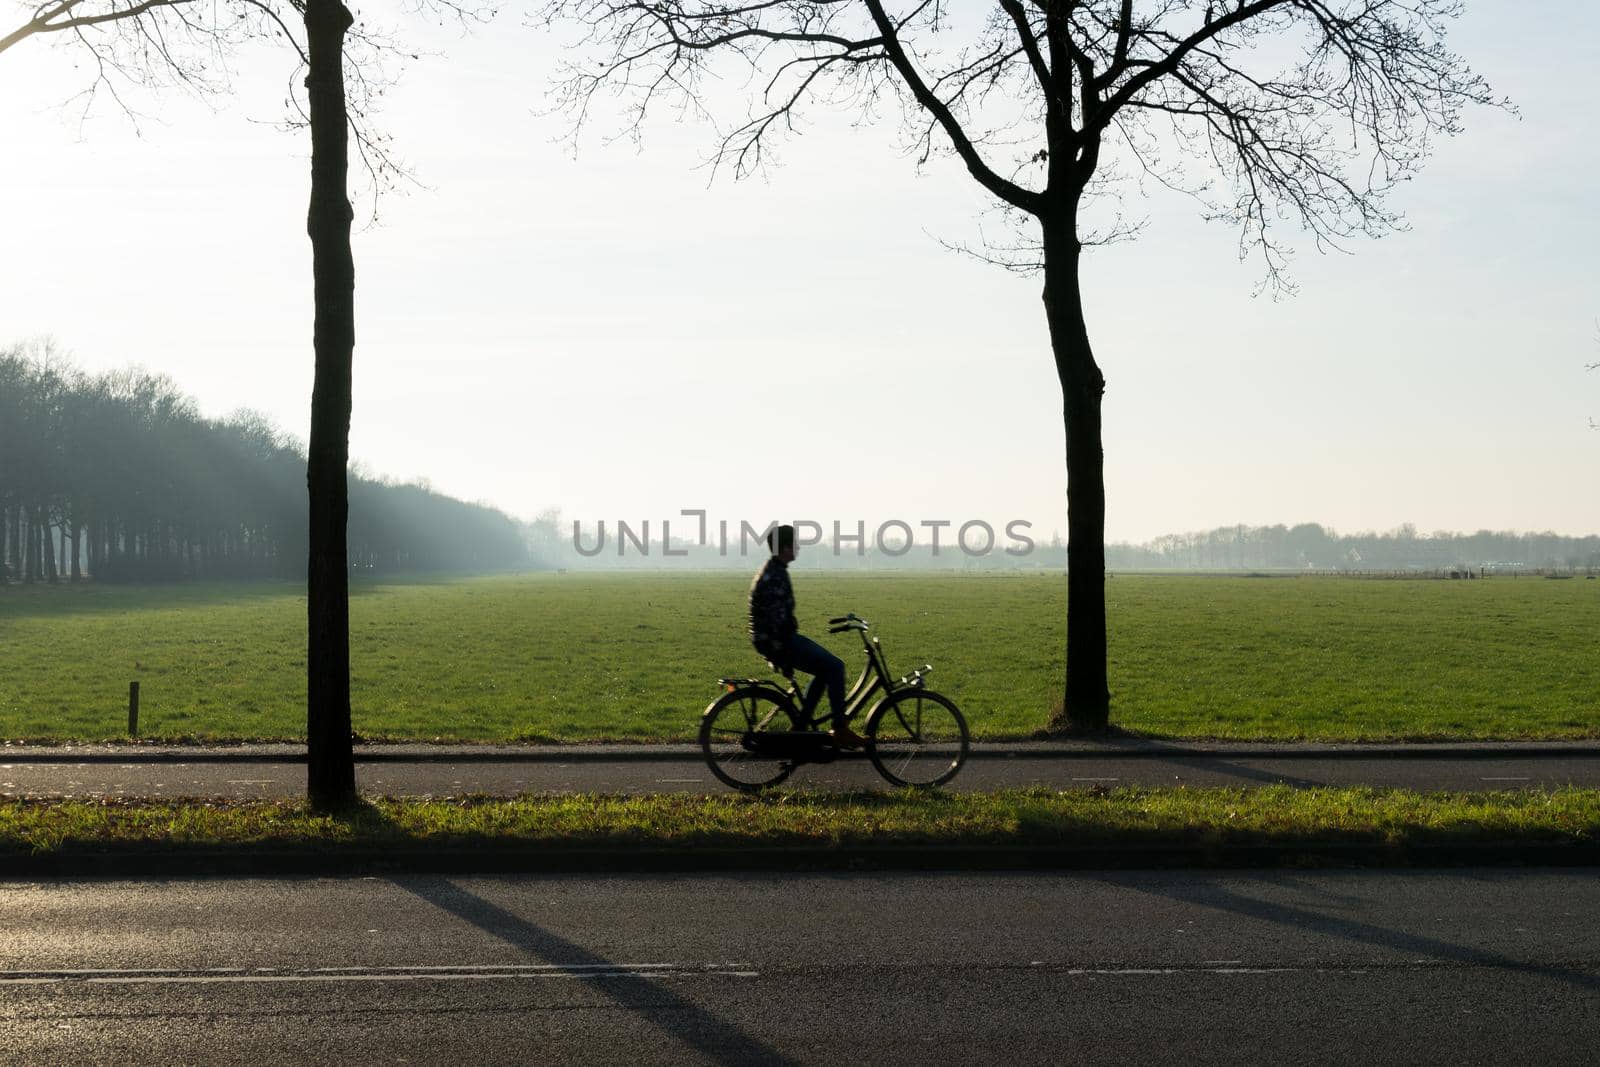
[1,345,525,583]
[1107,523,1600,572]
[525,516,1600,572]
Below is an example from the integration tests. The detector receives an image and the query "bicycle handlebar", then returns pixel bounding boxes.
[827,613,868,634]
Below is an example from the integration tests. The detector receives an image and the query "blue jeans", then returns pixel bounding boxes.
[783,633,846,725]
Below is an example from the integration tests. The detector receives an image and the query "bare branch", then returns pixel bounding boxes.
[1,0,193,55]
[543,0,1501,291]
[1091,0,1290,125]
[995,0,1053,101]
[859,0,1042,212]
[5,0,494,216]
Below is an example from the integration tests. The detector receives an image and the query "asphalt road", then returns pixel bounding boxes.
[3,868,1599,1064]
[3,746,1600,797]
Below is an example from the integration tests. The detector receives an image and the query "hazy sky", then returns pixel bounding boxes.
[2,1,1596,545]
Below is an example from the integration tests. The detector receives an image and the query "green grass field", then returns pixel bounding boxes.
[1,572,1596,743]
[6,787,1600,859]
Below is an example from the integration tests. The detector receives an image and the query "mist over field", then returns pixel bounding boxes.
[7,345,1596,584]
[527,514,1600,574]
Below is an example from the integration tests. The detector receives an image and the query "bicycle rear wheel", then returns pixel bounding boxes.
[699,687,798,792]
[865,689,969,788]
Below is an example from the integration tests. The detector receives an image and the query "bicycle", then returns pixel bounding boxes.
[698,613,969,792]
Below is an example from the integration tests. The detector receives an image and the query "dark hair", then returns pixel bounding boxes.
[767,524,795,554]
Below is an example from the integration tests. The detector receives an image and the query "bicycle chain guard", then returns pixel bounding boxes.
[740,729,840,763]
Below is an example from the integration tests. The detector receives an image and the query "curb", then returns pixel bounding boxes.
[5,840,1599,878]
[4,742,1600,765]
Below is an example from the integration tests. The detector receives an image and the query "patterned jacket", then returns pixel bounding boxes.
[748,556,797,660]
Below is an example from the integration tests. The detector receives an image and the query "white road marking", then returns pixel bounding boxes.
[1067,968,1178,975]
[1212,968,1297,975]
[84,972,745,985]
[1062,965,1313,976]
[1480,777,1530,782]
[0,967,248,976]
[0,963,758,987]
[307,963,679,972]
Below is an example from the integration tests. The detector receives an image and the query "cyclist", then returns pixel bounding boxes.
[748,524,869,748]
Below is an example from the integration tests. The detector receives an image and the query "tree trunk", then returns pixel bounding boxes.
[1041,216,1110,733]
[42,517,57,583]
[70,522,81,581]
[303,0,358,810]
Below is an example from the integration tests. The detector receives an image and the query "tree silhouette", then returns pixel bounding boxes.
[301,0,362,809]
[4,0,487,806]
[0,345,526,585]
[1103,523,1600,573]
[545,0,1501,731]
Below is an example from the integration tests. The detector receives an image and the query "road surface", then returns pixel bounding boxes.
[2,868,1598,1064]
[2,744,1598,797]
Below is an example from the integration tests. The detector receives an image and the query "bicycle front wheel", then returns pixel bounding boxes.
[865,689,969,788]
[699,687,797,792]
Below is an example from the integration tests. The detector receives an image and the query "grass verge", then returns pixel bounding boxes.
[4,787,1600,868]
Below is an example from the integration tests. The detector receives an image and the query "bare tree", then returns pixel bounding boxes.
[543,0,1501,731]
[301,0,361,808]
[5,0,482,804]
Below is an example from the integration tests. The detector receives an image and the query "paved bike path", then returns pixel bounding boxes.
[2,741,1599,798]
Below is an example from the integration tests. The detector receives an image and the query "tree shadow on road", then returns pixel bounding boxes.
[392,875,799,1067]
[1152,757,1325,788]
[1102,870,1600,994]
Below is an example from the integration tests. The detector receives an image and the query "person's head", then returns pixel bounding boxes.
[767,524,797,563]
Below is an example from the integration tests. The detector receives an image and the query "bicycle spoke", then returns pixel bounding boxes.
[700,688,795,791]
[867,690,968,788]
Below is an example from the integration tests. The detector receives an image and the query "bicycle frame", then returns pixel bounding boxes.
[774,617,932,730]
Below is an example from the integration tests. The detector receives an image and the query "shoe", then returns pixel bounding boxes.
[829,724,871,749]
